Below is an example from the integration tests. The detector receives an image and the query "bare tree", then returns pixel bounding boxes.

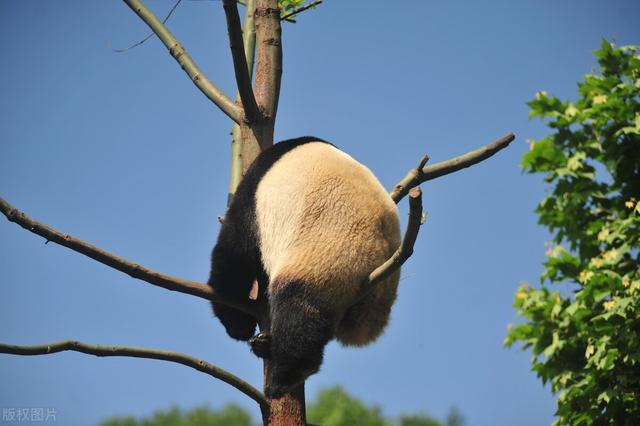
[0,1,514,425]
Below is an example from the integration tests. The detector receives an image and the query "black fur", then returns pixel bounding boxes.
[249,332,271,358]
[265,280,333,398]
[208,137,330,340]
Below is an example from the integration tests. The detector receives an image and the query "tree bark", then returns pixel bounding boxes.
[253,0,282,149]
[264,379,306,426]
[232,3,305,421]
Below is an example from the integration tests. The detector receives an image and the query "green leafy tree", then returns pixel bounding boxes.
[443,407,464,426]
[505,40,640,425]
[100,405,253,426]
[396,414,441,426]
[307,386,457,426]
[307,386,386,426]
[101,386,460,426]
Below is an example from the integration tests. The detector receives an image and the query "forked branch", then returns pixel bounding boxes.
[359,134,517,300]
[0,340,268,411]
[223,0,261,122]
[0,198,255,315]
[390,133,515,203]
[358,133,516,305]
[122,0,243,123]
[228,0,258,195]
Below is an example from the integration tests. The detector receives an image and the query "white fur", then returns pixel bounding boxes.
[255,142,401,345]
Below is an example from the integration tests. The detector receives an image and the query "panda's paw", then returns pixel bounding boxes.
[249,332,271,358]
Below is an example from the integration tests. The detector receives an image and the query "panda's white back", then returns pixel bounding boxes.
[255,142,400,317]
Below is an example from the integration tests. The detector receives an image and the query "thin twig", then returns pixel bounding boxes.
[0,340,268,411]
[280,0,322,21]
[353,187,424,306]
[0,197,255,315]
[223,0,261,122]
[122,0,243,123]
[389,133,515,203]
[113,0,183,52]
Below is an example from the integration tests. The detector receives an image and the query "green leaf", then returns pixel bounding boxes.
[508,40,640,425]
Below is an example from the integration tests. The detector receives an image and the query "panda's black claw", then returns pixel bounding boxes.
[249,332,272,358]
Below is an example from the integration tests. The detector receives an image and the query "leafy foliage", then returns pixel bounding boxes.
[278,0,306,13]
[306,386,450,426]
[278,0,319,21]
[100,404,252,426]
[100,386,463,426]
[307,386,386,426]
[505,40,640,425]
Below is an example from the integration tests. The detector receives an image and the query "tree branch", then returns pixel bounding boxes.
[228,0,258,199]
[240,0,257,77]
[356,133,515,305]
[122,0,243,123]
[0,197,255,315]
[390,132,515,203]
[253,0,282,134]
[353,187,424,306]
[113,0,183,53]
[0,340,268,411]
[223,0,261,123]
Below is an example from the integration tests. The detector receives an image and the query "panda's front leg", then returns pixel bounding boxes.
[209,244,258,341]
[249,332,272,358]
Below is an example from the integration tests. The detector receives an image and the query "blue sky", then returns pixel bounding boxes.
[0,1,638,425]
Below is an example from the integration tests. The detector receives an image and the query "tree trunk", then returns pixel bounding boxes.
[263,375,306,426]
[233,1,306,424]
[234,121,306,426]
[253,308,306,426]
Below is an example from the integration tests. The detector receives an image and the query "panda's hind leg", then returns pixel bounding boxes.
[335,270,399,346]
[264,279,333,398]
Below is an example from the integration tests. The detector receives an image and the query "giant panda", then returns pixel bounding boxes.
[208,137,400,398]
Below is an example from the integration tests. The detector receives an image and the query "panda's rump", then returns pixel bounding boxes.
[255,142,400,315]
